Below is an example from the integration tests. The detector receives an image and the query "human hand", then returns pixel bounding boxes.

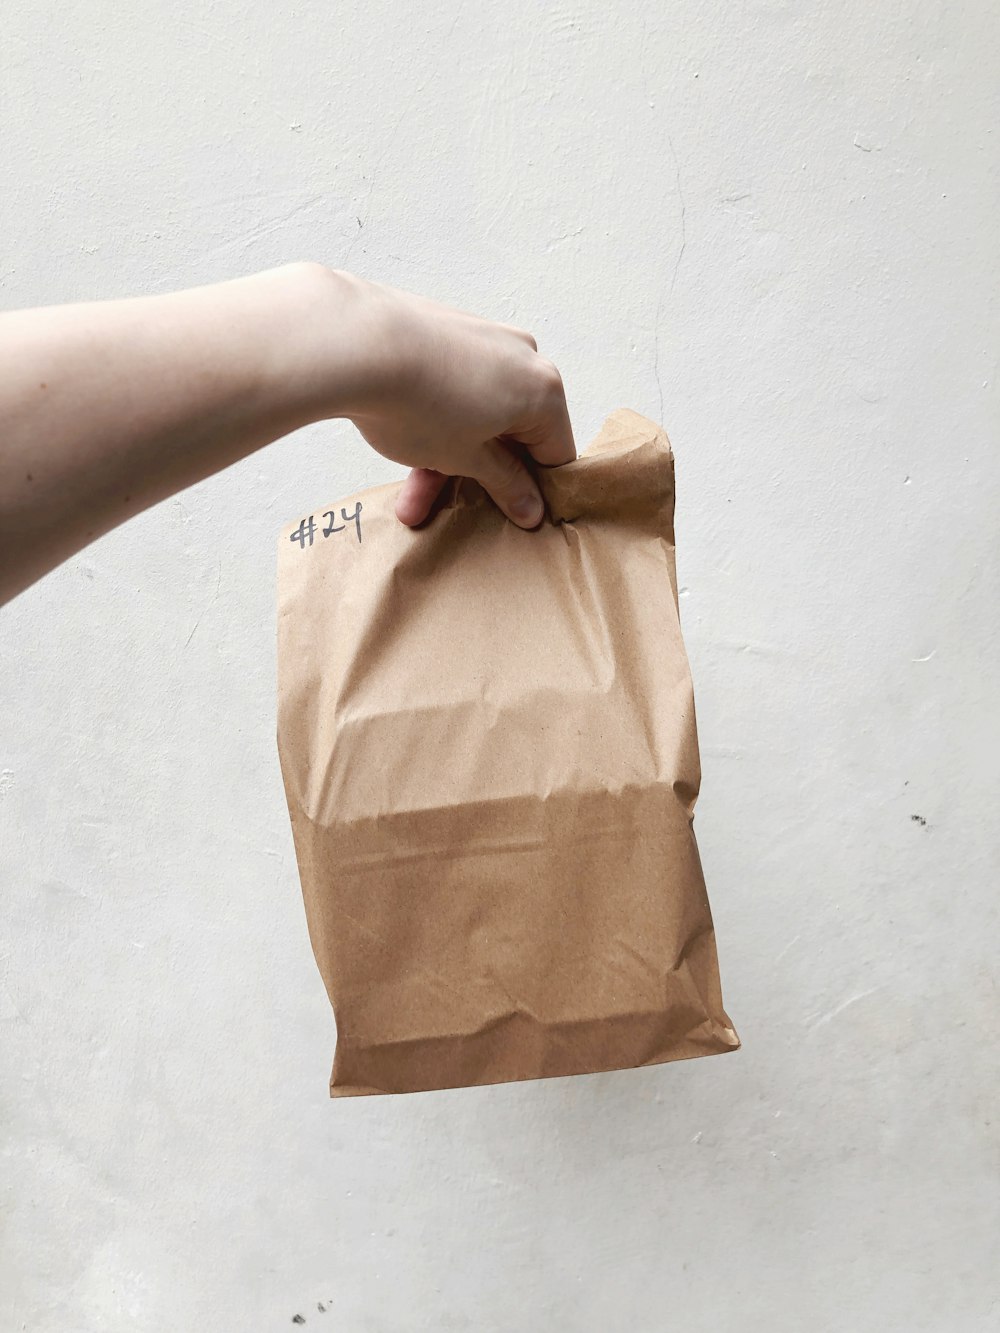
[0,262,575,603]
[323,269,576,528]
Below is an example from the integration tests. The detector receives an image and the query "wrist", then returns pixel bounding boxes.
[249,262,354,428]
[259,263,418,428]
[322,267,426,417]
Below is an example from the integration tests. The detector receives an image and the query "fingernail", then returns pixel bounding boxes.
[511,493,543,525]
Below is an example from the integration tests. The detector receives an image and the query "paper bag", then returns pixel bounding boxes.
[277,408,739,1096]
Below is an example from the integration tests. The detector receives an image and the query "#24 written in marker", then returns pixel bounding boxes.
[288,501,363,549]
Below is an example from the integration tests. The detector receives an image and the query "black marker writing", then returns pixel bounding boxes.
[290,501,363,551]
[342,500,363,542]
[289,514,317,548]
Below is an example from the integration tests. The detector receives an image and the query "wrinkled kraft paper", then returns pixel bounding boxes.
[277,408,739,1097]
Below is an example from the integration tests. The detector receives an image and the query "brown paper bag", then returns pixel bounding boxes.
[277,408,739,1096]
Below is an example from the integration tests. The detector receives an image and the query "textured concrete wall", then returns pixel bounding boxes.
[2,1,998,1329]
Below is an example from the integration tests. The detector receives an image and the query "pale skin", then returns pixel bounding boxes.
[0,261,576,606]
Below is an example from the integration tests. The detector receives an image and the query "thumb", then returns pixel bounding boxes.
[469,438,545,529]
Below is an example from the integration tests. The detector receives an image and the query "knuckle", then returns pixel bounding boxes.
[504,323,538,351]
[535,356,564,397]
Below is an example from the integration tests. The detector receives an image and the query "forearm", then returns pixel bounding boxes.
[0,262,353,604]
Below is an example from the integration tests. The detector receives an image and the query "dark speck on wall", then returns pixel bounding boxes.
[292,1316,306,1325]
[318,1304,326,1313]
[911,814,927,826]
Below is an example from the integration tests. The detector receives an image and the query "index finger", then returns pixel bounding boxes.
[502,359,576,467]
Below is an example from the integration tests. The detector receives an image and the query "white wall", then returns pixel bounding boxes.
[2,2,998,1329]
